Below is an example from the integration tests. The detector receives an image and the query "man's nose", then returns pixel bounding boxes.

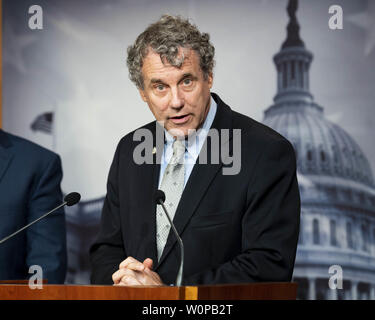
[169,87,184,110]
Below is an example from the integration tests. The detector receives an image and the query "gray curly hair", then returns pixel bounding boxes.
[127,14,215,89]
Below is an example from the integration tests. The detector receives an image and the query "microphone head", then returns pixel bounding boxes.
[64,192,81,206]
[154,189,166,204]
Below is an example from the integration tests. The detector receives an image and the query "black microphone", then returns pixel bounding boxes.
[154,189,184,287]
[0,192,81,245]
[64,192,81,206]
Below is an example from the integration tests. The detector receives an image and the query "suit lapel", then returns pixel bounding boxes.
[0,131,14,184]
[134,122,163,266]
[156,93,234,270]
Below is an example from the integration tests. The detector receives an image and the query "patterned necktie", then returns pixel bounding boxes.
[156,139,186,261]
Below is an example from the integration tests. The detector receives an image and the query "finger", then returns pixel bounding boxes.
[143,268,163,285]
[112,268,128,284]
[117,275,142,286]
[118,267,158,286]
[143,258,153,270]
[119,268,143,286]
[112,269,119,284]
[119,256,138,269]
[125,261,145,272]
[112,267,137,284]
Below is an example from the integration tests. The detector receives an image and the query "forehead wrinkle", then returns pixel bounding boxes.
[142,48,203,89]
[144,60,197,86]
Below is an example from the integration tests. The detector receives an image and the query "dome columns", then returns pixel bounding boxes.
[308,277,316,300]
[273,47,314,104]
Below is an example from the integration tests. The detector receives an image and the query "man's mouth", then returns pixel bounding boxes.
[169,114,191,124]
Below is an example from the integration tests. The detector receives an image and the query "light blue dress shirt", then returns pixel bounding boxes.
[158,96,217,188]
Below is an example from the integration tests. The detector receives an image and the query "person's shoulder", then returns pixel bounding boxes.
[213,93,289,147]
[212,93,293,153]
[229,109,296,166]
[5,131,60,163]
[117,120,156,147]
[232,109,290,145]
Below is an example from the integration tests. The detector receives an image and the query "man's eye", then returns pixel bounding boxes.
[156,85,165,91]
[183,78,192,86]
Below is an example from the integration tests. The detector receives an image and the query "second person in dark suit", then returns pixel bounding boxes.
[0,129,67,283]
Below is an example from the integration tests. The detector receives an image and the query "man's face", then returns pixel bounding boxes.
[139,48,213,138]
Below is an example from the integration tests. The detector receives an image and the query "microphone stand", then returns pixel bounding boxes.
[0,202,67,244]
[0,192,80,245]
[158,201,184,287]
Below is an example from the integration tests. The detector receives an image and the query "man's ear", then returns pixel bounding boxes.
[207,72,213,89]
[139,88,147,102]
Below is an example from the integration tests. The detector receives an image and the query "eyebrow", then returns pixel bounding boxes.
[150,78,165,84]
[149,73,198,86]
[180,73,198,81]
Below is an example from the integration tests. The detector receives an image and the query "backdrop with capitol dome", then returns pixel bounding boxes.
[1,0,375,299]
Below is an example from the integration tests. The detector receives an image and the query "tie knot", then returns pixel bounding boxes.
[172,139,185,162]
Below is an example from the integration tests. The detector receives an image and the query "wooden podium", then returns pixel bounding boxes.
[0,282,297,300]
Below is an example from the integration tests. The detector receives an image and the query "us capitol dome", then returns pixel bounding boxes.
[263,0,375,300]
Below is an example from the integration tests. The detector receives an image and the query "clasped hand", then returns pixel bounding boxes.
[112,256,164,286]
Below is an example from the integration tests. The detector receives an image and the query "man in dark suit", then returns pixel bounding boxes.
[0,129,67,283]
[90,15,300,286]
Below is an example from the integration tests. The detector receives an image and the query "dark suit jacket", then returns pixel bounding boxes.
[0,130,67,283]
[90,93,300,285]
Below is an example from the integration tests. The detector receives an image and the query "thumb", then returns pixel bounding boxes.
[143,258,153,270]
